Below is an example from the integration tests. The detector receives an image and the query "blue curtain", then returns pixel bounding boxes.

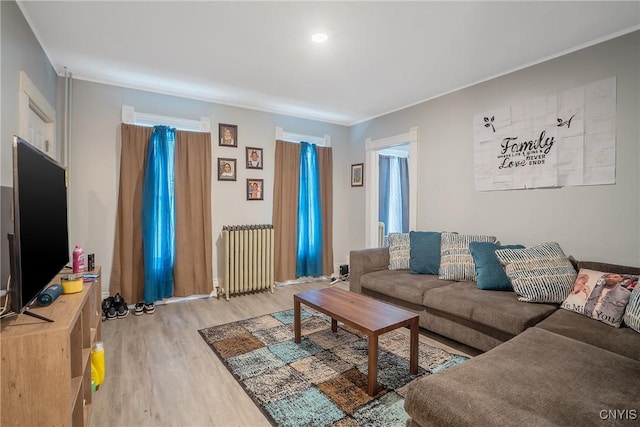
[379,154,410,234]
[379,155,391,236]
[296,142,323,277]
[142,125,176,303]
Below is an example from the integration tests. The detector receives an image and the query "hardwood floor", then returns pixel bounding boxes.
[90,281,473,427]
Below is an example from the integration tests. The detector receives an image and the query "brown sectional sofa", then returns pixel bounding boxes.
[349,247,640,426]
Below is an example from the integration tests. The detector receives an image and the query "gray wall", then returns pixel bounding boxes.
[350,31,640,266]
[1,0,59,290]
[69,80,351,294]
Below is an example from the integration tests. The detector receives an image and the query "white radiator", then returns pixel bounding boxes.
[378,222,385,247]
[221,224,275,300]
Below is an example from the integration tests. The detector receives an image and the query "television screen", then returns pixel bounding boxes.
[11,136,69,313]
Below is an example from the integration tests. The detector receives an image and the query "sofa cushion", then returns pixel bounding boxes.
[422,281,557,337]
[469,242,524,291]
[409,231,441,275]
[625,286,640,334]
[360,270,453,306]
[536,308,640,360]
[495,242,576,303]
[404,328,640,427]
[388,233,410,270]
[561,268,637,328]
[439,232,497,281]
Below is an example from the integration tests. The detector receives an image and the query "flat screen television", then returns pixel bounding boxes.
[7,136,69,316]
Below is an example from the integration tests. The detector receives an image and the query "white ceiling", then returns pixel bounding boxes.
[18,1,640,126]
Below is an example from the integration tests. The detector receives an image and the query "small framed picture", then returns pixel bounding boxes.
[247,179,264,201]
[246,147,263,169]
[351,163,364,187]
[219,123,237,147]
[217,158,236,181]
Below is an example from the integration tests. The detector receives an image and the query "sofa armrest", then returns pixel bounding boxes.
[349,247,390,294]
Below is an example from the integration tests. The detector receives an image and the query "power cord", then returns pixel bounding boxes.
[329,272,350,285]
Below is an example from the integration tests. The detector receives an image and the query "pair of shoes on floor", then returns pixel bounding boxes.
[102,297,116,321]
[134,301,155,316]
[113,293,129,318]
[102,293,129,320]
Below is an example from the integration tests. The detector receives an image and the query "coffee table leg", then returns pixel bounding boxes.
[331,318,338,333]
[294,298,301,344]
[410,317,418,375]
[368,334,378,395]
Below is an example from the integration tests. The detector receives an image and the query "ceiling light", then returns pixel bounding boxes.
[311,33,328,43]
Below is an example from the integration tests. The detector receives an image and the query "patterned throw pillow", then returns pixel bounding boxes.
[624,286,640,333]
[388,233,410,270]
[439,232,497,281]
[561,268,638,327]
[495,242,576,303]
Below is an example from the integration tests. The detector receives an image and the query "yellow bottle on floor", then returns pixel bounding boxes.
[91,341,105,385]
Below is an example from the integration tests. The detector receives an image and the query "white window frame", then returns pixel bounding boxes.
[275,127,331,147]
[19,71,56,159]
[122,105,210,132]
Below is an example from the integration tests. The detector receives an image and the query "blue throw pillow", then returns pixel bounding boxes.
[470,242,524,290]
[410,231,441,275]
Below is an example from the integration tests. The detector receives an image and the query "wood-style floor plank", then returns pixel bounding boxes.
[90,281,472,426]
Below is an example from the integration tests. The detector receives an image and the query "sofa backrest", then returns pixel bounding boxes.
[577,261,640,275]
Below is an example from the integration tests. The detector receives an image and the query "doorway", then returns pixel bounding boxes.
[364,128,418,248]
[378,145,410,245]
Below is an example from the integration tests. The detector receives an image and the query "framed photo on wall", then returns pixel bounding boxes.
[217,158,237,181]
[246,147,263,169]
[247,179,264,201]
[351,163,364,187]
[219,123,238,147]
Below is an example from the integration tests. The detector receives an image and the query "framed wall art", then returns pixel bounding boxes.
[246,146,263,169]
[217,158,236,181]
[351,163,364,187]
[219,123,237,147]
[247,179,264,201]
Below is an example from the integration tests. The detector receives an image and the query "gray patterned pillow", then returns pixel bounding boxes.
[388,233,410,270]
[439,232,497,281]
[495,242,576,303]
[624,286,640,334]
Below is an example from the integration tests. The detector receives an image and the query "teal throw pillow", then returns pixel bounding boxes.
[470,242,524,290]
[410,231,441,275]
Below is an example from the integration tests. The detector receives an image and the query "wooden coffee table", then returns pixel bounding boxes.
[294,287,419,396]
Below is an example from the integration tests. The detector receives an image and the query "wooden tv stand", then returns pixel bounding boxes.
[1,267,102,427]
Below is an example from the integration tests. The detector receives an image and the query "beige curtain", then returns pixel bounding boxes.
[174,130,213,296]
[110,124,150,303]
[272,140,333,281]
[110,124,213,303]
[273,141,300,281]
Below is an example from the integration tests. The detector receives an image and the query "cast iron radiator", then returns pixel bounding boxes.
[221,224,275,300]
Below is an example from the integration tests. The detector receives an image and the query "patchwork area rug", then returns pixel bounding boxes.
[199,308,467,427]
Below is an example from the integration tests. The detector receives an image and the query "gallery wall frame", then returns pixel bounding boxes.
[247,178,264,200]
[219,123,238,147]
[351,163,364,187]
[217,157,237,181]
[246,146,263,169]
